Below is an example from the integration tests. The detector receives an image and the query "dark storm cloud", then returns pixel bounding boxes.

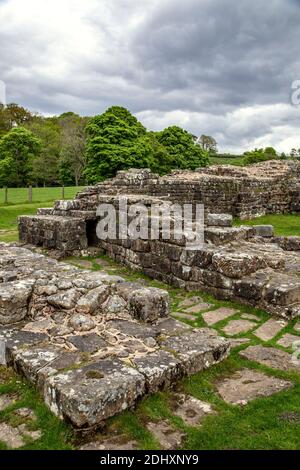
[0,0,300,152]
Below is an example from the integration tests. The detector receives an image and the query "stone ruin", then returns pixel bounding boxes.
[0,244,229,429]
[18,160,300,319]
[1,160,299,430]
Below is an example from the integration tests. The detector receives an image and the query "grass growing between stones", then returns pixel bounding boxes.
[234,213,300,237]
[68,253,300,450]
[0,367,73,450]
[1,251,300,449]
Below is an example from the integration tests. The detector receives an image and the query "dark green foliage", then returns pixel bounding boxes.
[243,147,278,165]
[0,127,41,186]
[84,106,172,183]
[155,126,210,170]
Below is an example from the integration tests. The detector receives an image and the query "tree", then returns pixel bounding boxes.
[0,127,41,186]
[0,103,34,137]
[26,117,61,186]
[84,106,157,183]
[58,113,88,186]
[155,126,210,170]
[197,135,218,154]
[243,147,278,165]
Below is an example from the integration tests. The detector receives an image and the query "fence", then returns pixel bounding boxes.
[0,186,85,205]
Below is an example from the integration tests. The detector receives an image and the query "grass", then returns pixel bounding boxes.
[69,253,300,450]
[209,155,245,166]
[1,201,300,449]
[235,213,300,237]
[0,186,85,206]
[0,187,85,243]
[0,367,73,450]
[1,251,300,449]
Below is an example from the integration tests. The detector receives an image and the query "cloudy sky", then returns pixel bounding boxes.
[0,0,300,153]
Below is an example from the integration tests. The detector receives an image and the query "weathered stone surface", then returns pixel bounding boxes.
[76,285,110,315]
[207,213,233,227]
[80,436,138,450]
[161,329,230,375]
[69,314,95,332]
[0,280,34,324]
[216,369,292,405]
[68,334,107,353]
[0,393,18,411]
[277,333,300,348]
[212,252,265,279]
[229,338,251,348]
[133,350,182,393]
[222,319,256,336]
[254,318,287,341]
[127,287,169,323]
[178,296,204,309]
[172,394,215,426]
[48,288,82,310]
[173,312,196,321]
[254,225,274,238]
[44,360,146,428]
[0,422,25,448]
[146,421,185,450]
[184,302,212,313]
[240,345,300,372]
[0,329,48,366]
[202,307,238,326]
[240,313,260,321]
[294,323,300,332]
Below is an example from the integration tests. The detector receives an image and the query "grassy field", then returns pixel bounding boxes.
[0,186,85,243]
[235,214,300,237]
[0,186,85,206]
[209,155,245,166]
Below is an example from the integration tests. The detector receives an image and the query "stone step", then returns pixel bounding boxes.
[3,327,229,429]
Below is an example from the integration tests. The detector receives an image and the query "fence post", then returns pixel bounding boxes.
[28,185,32,203]
[61,185,65,200]
[4,187,8,204]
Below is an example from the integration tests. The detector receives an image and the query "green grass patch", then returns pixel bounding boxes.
[0,186,85,206]
[235,213,300,236]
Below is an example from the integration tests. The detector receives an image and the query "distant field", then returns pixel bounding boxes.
[0,186,86,243]
[0,186,85,206]
[209,155,245,166]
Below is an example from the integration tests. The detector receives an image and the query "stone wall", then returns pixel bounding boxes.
[0,244,229,429]
[73,160,300,219]
[18,160,300,320]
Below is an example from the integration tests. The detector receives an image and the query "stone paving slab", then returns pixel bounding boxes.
[216,369,292,405]
[254,318,287,341]
[222,319,257,336]
[172,393,215,426]
[173,312,197,321]
[202,307,239,326]
[178,296,205,309]
[240,345,300,372]
[294,323,300,332]
[146,421,185,450]
[277,333,300,348]
[184,302,213,314]
[80,436,138,450]
[0,393,18,411]
[240,313,260,322]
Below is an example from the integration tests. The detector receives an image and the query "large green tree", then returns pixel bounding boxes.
[0,127,41,186]
[0,103,34,138]
[84,106,159,183]
[155,126,210,170]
